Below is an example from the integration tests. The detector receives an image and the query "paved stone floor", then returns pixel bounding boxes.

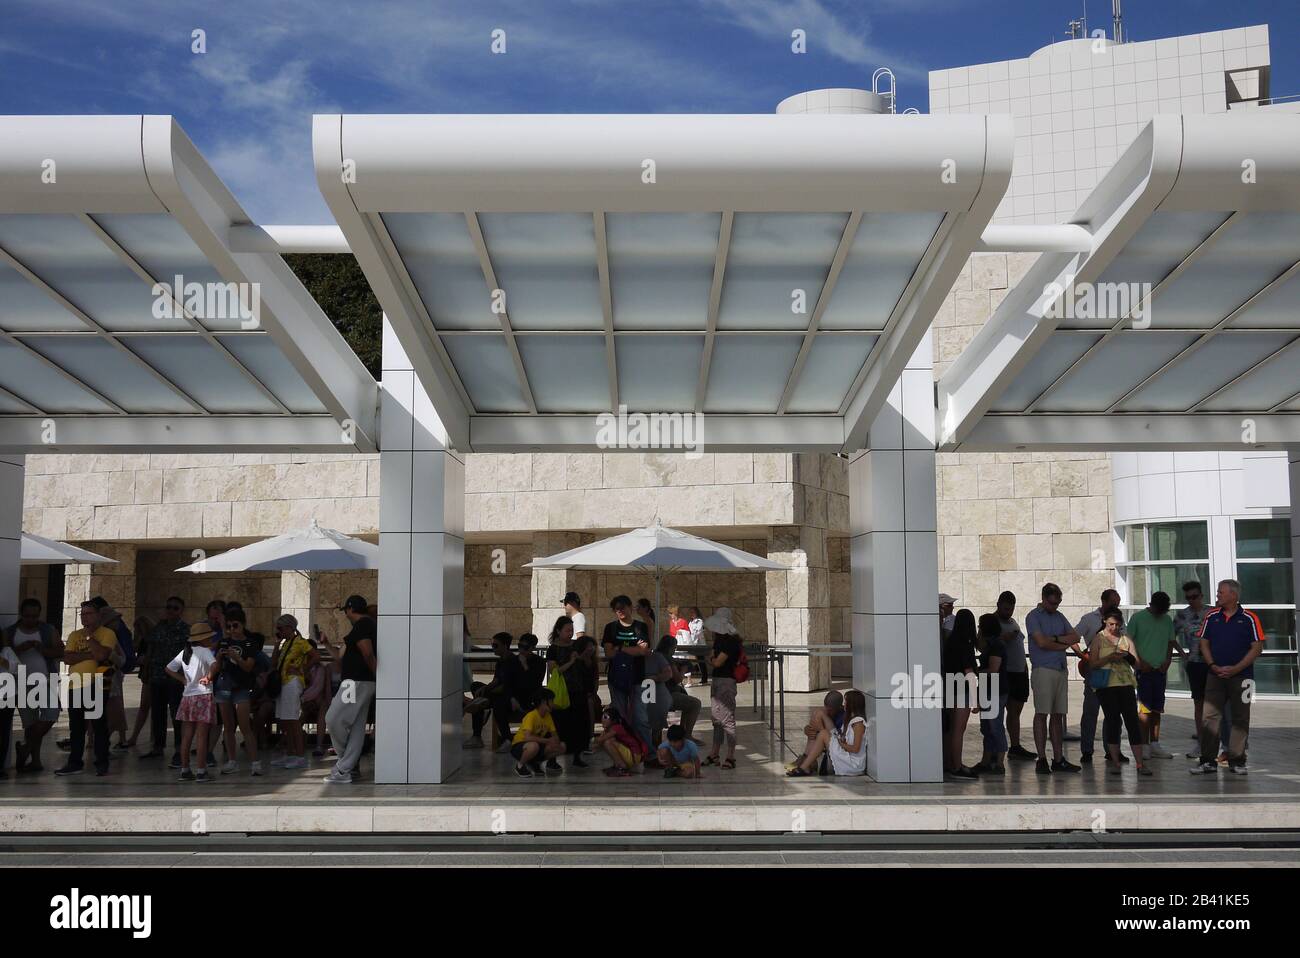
[1,683,1297,833]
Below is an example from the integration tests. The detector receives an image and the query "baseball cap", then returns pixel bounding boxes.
[340,595,369,614]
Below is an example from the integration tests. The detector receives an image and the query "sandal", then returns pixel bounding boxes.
[603,766,631,777]
[721,758,736,770]
[702,755,721,767]
[786,766,811,777]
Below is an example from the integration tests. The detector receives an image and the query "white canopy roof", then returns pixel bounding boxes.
[0,116,378,453]
[19,532,116,566]
[316,113,1014,452]
[939,113,1300,451]
[173,519,378,573]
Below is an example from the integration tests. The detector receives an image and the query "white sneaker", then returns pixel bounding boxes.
[250,761,263,776]
[282,756,308,769]
[1189,762,1218,775]
[221,760,239,775]
[323,769,351,784]
[463,736,484,749]
[1148,742,1173,759]
[1228,764,1249,776]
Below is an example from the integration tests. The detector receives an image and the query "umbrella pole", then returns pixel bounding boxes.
[654,572,661,641]
[306,572,319,639]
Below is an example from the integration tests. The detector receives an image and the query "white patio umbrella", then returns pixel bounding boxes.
[174,519,378,636]
[20,532,117,566]
[525,520,789,631]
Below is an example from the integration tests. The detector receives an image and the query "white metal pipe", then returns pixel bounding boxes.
[227,224,352,254]
[975,224,1092,253]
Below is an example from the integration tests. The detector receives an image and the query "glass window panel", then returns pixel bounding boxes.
[785,334,876,413]
[1200,342,1300,411]
[478,213,603,331]
[1252,609,1297,652]
[123,335,280,414]
[990,333,1100,412]
[440,335,529,413]
[717,213,848,330]
[1153,213,1300,329]
[703,335,801,413]
[606,213,719,331]
[0,214,187,331]
[382,213,496,330]
[615,335,702,413]
[516,335,609,413]
[216,335,327,413]
[1231,264,1300,328]
[0,259,86,331]
[1126,563,1210,606]
[1118,333,1293,412]
[1037,332,1197,412]
[1124,525,1147,562]
[22,335,195,414]
[0,339,114,413]
[1236,562,1294,606]
[1165,657,1190,694]
[820,213,943,329]
[1148,522,1209,561]
[1251,657,1299,696]
[1235,519,1292,560]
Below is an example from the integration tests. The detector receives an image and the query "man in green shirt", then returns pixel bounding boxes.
[1127,591,1176,759]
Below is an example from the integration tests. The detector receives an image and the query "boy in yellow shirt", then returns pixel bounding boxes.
[511,689,565,778]
[56,602,118,777]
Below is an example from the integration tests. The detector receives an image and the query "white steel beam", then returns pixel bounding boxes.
[0,415,365,454]
[956,413,1300,451]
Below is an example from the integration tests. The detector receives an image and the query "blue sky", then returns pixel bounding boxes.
[2,0,1292,222]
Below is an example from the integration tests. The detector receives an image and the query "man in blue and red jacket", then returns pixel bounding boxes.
[1191,579,1266,775]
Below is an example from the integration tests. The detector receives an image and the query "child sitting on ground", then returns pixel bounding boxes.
[786,689,845,774]
[511,688,566,778]
[657,723,701,779]
[593,705,646,778]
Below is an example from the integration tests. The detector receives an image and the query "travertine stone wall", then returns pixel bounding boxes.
[932,252,1114,625]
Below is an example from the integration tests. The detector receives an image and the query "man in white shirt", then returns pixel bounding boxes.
[2,598,64,773]
[563,592,587,639]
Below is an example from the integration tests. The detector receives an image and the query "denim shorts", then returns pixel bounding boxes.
[213,679,251,705]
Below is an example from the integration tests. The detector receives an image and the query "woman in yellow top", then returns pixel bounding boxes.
[1088,610,1151,776]
[270,614,318,770]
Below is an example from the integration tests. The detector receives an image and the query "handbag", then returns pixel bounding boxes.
[546,663,570,709]
[1088,667,1111,690]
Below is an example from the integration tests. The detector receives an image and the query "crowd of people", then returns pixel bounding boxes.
[938,577,1266,782]
[462,592,746,779]
[0,593,378,784]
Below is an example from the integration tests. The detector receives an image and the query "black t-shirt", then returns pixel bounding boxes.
[979,633,1007,679]
[509,652,545,704]
[340,616,377,683]
[711,634,742,679]
[942,631,978,677]
[545,643,585,697]
[216,635,262,690]
[603,619,649,682]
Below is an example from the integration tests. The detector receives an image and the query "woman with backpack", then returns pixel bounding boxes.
[702,607,745,770]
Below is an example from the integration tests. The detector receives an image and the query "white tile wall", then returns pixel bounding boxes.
[928,27,1270,224]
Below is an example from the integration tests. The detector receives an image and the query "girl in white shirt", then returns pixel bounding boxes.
[166,624,217,782]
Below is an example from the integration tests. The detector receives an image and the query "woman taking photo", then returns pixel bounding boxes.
[544,616,589,768]
[1089,610,1151,776]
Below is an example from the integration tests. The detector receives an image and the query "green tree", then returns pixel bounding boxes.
[284,253,382,379]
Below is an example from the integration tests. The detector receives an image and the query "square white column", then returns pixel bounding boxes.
[0,455,23,629]
[848,334,942,783]
[1290,448,1300,648]
[377,318,465,784]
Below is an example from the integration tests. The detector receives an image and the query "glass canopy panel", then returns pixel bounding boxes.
[615,335,702,412]
[785,334,877,413]
[0,214,188,332]
[606,213,719,331]
[717,213,848,331]
[0,340,114,413]
[440,335,529,412]
[478,213,603,331]
[91,214,236,329]
[1230,266,1300,329]
[703,335,801,413]
[1198,341,1300,411]
[0,259,85,331]
[0,391,31,414]
[988,332,1100,412]
[20,335,195,413]
[1152,214,1300,330]
[1036,332,1197,412]
[1064,211,1231,330]
[516,335,609,413]
[123,335,280,414]
[1117,332,1295,412]
[216,334,328,413]
[820,213,943,330]
[382,213,496,330]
